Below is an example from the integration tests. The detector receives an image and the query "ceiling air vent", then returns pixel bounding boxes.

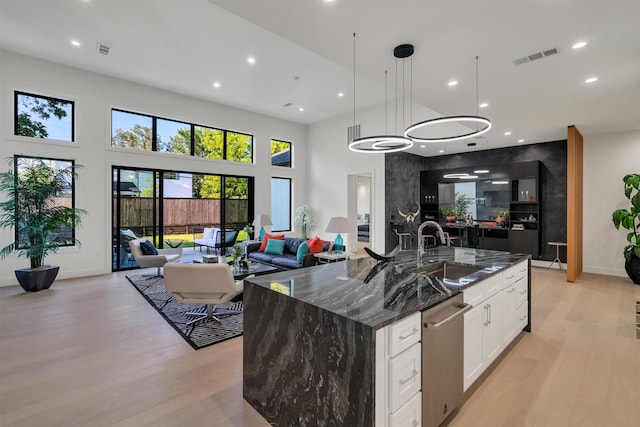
[513,47,559,65]
[282,102,293,108]
[96,43,110,56]
[347,124,360,143]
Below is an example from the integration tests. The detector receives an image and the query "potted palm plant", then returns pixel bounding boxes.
[0,157,86,292]
[612,173,640,284]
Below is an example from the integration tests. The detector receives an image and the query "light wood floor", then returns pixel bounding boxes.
[0,268,638,427]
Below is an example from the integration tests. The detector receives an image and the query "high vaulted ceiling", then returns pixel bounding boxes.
[1,0,638,157]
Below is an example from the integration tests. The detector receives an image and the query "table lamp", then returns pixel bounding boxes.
[325,217,351,253]
[252,214,272,241]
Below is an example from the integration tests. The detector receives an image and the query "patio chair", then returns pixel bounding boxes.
[129,238,182,277]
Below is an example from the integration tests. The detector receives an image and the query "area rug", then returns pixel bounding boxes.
[126,274,243,350]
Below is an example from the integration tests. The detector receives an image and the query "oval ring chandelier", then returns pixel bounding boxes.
[348,36,413,154]
[404,54,492,144]
[404,115,492,143]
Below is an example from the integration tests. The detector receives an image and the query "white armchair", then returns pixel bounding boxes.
[129,238,182,277]
[164,263,251,325]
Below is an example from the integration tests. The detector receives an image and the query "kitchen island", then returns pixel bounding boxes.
[243,247,530,426]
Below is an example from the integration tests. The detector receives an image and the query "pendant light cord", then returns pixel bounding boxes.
[476,55,479,130]
[385,70,388,133]
[353,33,356,127]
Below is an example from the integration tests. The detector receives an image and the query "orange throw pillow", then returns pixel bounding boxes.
[307,236,324,254]
[259,233,284,252]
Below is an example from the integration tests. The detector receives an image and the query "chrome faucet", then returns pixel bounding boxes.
[417,221,446,256]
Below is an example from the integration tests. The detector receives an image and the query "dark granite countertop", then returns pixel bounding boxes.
[244,247,530,330]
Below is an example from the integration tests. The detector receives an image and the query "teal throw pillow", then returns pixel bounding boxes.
[296,240,309,264]
[265,238,285,256]
[140,239,158,255]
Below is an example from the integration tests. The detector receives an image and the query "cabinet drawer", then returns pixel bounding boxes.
[389,342,421,413]
[517,302,528,330]
[388,312,421,357]
[463,274,501,306]
[389,391,422,427]
[503,260,528,285]
[515,277,528,308]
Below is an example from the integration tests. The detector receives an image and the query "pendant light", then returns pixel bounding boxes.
[404,55,491,143]
[348,34,413,153]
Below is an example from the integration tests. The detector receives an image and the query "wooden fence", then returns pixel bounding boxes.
[115,197,249,235]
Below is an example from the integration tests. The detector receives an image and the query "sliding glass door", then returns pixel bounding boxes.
[112,166,253,271]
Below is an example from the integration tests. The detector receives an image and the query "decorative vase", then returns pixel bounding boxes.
[625,253,640,285]
[301,224,308,240]
[446,216,457,223]
[14,265,59,292]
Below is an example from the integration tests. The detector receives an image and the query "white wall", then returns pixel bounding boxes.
[0,50,307,286]
[583,129,640,277]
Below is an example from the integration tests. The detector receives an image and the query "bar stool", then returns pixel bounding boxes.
[394,228,412,250]
[547,241,567,270]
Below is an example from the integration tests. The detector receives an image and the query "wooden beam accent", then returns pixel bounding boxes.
[567,125,584,282]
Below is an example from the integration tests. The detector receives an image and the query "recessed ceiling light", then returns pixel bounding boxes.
[504,131,512,136]
[213,81,221,88]
[71,40,80,47]
[572,41,587,49]
[518,139,525,143]
[420,144,426,148]
[474,169,489,174]
[247,56,256,65]
[479,102,488,108]
[492,181,509,185]
[439,149,445,153]
[298,107,304,112]
[585,77,598,83]
[447,80,458,87]
[460,175,479,179]
[338,92,344,97]
[443,173,469,178]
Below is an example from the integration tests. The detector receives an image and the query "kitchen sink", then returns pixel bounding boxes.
[420,262,481,285]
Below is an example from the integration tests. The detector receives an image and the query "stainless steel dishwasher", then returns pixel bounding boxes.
[422,293,471,427]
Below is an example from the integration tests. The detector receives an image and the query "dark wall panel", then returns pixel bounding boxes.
[384,140,567,259]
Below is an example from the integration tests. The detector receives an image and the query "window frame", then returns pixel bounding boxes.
[271,139,292,168]
[270,177,292,232]
[14,91,75,142]
[111,108,254,163]
[13,155,78,248]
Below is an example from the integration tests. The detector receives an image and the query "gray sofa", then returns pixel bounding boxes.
[246,237,328,270]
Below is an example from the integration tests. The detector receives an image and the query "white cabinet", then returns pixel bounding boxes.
[463,260,529,391]
[376,312,422,427]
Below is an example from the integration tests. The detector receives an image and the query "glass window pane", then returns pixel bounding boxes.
[15,92,74,141]
[271,139,292,167]
[194,126,223,160]
[271,177,291,232]
[157,118,191,155]
[226,131,253,163]
[111,110,152,150]
[15,156,76,247]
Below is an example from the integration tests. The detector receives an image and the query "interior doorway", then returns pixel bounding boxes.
[348,173,373,255]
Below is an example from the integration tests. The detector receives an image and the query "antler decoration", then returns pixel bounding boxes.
[398,202,421,223]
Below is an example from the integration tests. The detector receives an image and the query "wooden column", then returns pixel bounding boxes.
[567,125,583,282]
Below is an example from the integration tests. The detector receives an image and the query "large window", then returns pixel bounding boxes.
[111,109,253,163]
[14,91,74,142]
[14,156,77,248]
[271,139,292,167]
[271,177,291,232]
[111,110,152,150]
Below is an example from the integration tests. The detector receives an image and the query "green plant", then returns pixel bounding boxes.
[0,158,86,269]
[231,243,243,260]
[243,223,253,236]
[294,205,314,239]
[612,173,640,261]
[455,192,470,216]
[441,207,456,217]
[495,209,509,219]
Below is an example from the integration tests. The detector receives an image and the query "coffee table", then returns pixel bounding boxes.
[232,261,280,280]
